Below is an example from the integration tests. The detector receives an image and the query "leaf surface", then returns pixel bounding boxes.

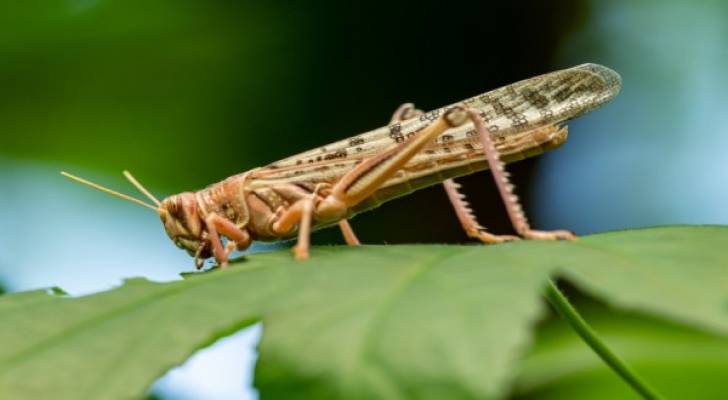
[0,226,725,399]
[558,226,728,334]
[253,245,551,400]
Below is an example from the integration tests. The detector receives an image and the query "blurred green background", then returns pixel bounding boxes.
[0,0,587,246]
[1,0,726,399]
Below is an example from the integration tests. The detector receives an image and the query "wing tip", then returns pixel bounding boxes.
[575,63,622,97]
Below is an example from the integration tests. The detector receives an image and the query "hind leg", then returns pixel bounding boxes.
[390,102,518,244]
[465,108,575,241]
[274,107,471,259]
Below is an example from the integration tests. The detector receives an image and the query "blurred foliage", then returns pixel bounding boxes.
[0,0,585,243]
[535,0,728,232]
[515,293,728,400]
[0,1,303,187]
[0,227,725,399]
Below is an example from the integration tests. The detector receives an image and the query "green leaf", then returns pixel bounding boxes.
[0,246,553,399]
[0,226,725,399]
[556,226,728,334]
[0,265,279,398]
[253,246,551,400]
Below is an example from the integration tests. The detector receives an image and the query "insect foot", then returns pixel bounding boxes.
[472,230,521,244]
[521,229,577,241]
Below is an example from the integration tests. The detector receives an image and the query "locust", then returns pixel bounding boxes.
[62,63,621,268]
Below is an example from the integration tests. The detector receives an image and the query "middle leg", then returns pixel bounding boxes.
[337,219,360,245]
[270,192,317,260]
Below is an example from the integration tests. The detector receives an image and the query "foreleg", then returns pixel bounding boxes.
[204,214,252,268]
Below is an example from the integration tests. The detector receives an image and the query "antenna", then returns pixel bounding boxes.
[123,170,162,207]
[60,171,159,211]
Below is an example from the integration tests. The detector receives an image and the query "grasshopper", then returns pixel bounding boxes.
[63,63,621,268]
